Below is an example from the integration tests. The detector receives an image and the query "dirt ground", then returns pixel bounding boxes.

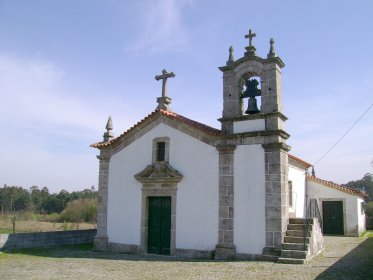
[0,236,372,279]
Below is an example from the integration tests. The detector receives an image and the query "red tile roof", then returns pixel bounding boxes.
[288,154,312,168]
[90,109,221,148]
[307,175,368,199]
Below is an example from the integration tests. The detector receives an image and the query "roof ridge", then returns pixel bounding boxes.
[91,109,221,148]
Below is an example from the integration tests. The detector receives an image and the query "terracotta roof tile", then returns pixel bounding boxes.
[288,154,312,168]
[307,175,368,199]
[91,109,221,148]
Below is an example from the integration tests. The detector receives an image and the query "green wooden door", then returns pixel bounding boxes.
[322,201,344,235]
[148,197,171,255]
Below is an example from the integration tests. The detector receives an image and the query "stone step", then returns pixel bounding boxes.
[287,224,312,231]
[282,243,309,251]
[278,257,306,264]
[262,247,281,256]
[260,254,279,262]
[284,236,310,244]
[286,230,311,237]
[289,218,314,225]
[280,249,307,259]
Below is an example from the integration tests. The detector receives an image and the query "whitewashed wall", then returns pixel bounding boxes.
[357,197,366,234]
[307,180,365,236]
[288,165,306,218]
[233,119,265,133]
[107,123,219,250]
[234,145,265,254]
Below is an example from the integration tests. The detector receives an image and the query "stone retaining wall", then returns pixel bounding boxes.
[0,229,96,251]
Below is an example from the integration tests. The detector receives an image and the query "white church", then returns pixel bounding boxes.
[91,30,367,263]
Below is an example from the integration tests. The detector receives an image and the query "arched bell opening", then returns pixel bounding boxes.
[240,75,262,115]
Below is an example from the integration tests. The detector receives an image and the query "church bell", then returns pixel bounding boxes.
[245,96,260,115]
[242,78,261,115]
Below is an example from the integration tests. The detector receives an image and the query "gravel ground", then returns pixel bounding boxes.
[0,236,372,280]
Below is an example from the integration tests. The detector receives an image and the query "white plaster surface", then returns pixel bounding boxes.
[307,180,366,236]
[288,165,306,218]
[233,119,265,134]
[107,123,219,250]
[234,145,266,254]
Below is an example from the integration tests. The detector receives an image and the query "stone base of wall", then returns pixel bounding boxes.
[214,243,236,260]
[175,248,211,259]
[108,242,138,254]
[0,229,96,252]
[93,236,108,251]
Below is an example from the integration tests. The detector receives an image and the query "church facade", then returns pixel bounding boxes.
[91,30,366,261]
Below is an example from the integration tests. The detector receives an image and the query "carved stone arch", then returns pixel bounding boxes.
[232,60,266,116]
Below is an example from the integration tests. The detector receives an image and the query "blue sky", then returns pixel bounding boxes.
[0,0,372,193]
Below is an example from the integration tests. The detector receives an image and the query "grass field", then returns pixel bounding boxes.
[0,218,96,233]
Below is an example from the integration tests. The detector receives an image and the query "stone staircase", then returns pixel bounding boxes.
[278,218,314,264]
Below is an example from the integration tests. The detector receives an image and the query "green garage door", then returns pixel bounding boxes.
[147,197,171,255]
[322,201,344,235]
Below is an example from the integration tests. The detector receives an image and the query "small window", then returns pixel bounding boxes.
[288,181,293,208]
[361,202,365,215]
[156,142,165,161]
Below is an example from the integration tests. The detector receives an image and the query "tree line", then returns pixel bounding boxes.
[0,184,97,215]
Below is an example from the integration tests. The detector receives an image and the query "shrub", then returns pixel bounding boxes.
[60,198,97,224]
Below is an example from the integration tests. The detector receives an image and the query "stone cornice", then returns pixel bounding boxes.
[222,129,290,140]
[262,142,291,152]
[134,162,183,184]
[216,145,236,153]
[218,112,288,123]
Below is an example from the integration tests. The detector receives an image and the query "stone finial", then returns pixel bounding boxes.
[267,38,276,58]
[311,166,316,177]
[226,46,235,66]
[103,116,114,142]
[244,29,257,56]
[155,69,175,111]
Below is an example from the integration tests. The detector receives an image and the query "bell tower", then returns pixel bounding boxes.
[219,30,286,134]
[215,29,291,259]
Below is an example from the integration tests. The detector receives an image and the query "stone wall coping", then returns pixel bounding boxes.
[218,112,288,123]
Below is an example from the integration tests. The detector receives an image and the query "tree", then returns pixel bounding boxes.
[345,173,373,201]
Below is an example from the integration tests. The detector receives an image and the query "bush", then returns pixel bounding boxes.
[60,198,97,224]
[365,201,373,217]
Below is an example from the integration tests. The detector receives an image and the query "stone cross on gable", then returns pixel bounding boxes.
[155,69,176,98]
[155,69,175,111]
[245,29,256,47]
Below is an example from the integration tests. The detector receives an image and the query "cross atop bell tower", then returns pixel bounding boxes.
[155,69,175,111]
[244,29,257,56]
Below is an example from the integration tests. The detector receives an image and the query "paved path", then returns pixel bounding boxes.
[0,236,372,279]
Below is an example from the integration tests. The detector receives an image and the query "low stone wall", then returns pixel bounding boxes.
[0,229,96,251]
[308,218,324,259]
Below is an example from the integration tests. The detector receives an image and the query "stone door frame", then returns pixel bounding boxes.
[139,185,177,255]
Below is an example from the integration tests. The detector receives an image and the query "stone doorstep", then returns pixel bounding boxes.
[286,230,311,237]
[280,249,307,259]
[287,224,313,231]
[284,236,310,244]
[289,218,314,224]
[277,257,306,264]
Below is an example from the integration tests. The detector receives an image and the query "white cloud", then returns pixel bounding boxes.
[125,0,194,53]
[0,53,106,192]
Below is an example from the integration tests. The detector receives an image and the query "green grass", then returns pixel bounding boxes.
[360,230,373,238]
